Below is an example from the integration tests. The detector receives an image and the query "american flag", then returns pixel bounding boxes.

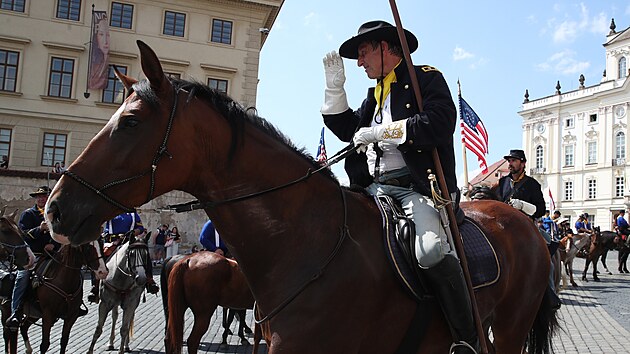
[459,96,489,174]
[316,127,327,164]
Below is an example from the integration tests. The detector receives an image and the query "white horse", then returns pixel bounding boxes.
[559,233,591,288]
[86,237,150,354]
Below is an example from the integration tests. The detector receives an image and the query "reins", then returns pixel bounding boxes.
[254,184,350,324]
[166,143,358,213]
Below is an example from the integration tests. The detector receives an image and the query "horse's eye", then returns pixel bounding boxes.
[123,117,139,128]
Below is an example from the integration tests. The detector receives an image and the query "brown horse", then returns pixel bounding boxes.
[2,241,107,354]
[581,227,617,282]
[165,251,253,354]
[0,207,35,270]
[45,41,557,353]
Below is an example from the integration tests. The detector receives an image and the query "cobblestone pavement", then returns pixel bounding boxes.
[8,255,630,353]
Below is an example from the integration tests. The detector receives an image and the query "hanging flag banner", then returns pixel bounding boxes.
[88,10,110,89]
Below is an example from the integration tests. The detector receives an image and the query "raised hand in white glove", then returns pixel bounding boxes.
[353,120,408,154]
[509,198,537,216]
[321,51,349,115]
[323,51,346,89]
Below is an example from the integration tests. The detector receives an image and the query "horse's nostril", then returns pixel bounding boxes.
[48,201,61,224]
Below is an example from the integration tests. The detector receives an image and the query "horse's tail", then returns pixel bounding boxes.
[165,258,188,354]
[527,289,560,354]
[160,256,171,334]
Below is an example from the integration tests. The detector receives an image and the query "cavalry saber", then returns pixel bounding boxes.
[387,1,488,353]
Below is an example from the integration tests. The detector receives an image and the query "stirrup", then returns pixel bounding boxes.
[450,341,478,354]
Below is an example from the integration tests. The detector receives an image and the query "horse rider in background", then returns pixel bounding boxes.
[321,20,478,353]
[616,210,629,245]
[6,186,70,329]
[492,149,561,310]
[88,211,159,303]
[199,220,231,257]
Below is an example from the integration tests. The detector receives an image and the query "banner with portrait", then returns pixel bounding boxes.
[88,10,110,89]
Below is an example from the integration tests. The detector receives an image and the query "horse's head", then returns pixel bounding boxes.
[0,207,36,269]
[82,240,109,280]
[46,41,198,246]
[126,239,150,287]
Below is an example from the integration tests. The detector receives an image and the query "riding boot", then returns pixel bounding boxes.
[88,278,100,304]
[144,259,159,294]
[424,255,479,354]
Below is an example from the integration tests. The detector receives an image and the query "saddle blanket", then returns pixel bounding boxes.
[377,197,500,301]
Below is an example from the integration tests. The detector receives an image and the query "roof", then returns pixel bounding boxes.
[469,159,509,186]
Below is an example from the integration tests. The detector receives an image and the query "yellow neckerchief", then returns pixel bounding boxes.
[374,59,402,111]
[510,169,526,185]
[37,205,45,217]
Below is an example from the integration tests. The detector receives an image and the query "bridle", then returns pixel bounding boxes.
[62,85,180,213]
[0,218,30,268]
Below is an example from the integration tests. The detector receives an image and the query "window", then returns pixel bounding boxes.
[587,141,597,164]
[564,181,573,201]
[616,177,625,198]
[211,19,233,44]
[587,179,597,199]
[564,145,574,167]
[0,49,19,92]
[619,57,627,79]
[163,11,185,37]
[165,72,181,79]
[615,132,626,160]
[110,2,133,29]
[56,0,81,21]
[0,128,11,164]
[565,117,574,128]
[535,145,543,169]
[589,114,597,123]
[41,132,67,167]
[1,0,25,12]
[208,78,228,93]
[48,57,74,98]
[102,65,127,104]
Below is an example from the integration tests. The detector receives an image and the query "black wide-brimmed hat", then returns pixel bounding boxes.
[339,20,418,59]
[503,149,527,162]
[29,186,51,197]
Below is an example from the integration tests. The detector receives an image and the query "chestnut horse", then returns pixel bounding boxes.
[2,241,107,354]
[45,41,557,353]
[165,251,253,354]
[0,207,35,270]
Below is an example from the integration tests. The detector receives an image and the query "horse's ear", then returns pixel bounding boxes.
[9,209,18,221]
[114,65,136,91]
[136,40,167,91]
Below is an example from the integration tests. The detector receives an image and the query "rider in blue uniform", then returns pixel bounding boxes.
[6,186,73,328]
[199,220,230,257]
[88,211,159,303]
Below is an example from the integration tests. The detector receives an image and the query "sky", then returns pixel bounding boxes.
[255,0,630,186]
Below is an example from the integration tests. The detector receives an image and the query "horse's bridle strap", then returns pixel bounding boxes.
[62,86,180,213]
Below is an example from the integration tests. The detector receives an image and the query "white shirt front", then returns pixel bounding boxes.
[366,94,406,176]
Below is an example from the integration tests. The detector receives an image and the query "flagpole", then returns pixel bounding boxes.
[388,2,487,353]
[84,4,95,99]
[459,80,470,199]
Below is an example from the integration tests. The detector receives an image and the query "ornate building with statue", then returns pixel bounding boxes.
[518,19,629,228]
[0,0,283,250]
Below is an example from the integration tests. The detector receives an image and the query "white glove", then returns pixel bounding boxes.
[509,198,537,216]
[321,51,349,115]
[353,120,408,153]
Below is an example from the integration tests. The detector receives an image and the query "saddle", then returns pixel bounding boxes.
[375,195,500,302]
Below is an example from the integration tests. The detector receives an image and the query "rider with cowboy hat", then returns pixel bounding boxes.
[322,20,478,353]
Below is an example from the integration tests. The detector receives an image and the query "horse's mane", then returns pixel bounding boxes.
[132,78,338,183]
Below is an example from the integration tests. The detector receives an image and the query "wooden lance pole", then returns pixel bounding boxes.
[387,1,488,353]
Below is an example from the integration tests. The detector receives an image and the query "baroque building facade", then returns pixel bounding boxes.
[519,19,630,228]
[0,0,283,249]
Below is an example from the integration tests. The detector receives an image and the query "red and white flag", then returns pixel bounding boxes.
[459,96,489,174]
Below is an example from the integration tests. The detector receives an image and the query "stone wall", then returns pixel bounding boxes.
[0,171,208,253]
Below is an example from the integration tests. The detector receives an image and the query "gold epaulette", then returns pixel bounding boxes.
[420,65,440,73]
